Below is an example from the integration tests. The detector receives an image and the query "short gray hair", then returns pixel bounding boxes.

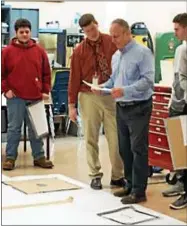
[111,18,130,31]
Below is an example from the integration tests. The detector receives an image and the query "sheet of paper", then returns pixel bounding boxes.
[27,100,48,138]
[2,95,6,106]
[179,115,187,146]
[98,206,158,224]
[160,60,174,86]
[83,80,111,93]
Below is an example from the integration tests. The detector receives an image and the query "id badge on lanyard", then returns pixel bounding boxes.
[92,45,99,85]
[92,71,98,85]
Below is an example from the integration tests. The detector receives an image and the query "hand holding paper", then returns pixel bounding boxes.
[91,88,102,95]
[83,80,111,94]
[69,106,77,122]
[111,88,124,98]
[5,90,16,99]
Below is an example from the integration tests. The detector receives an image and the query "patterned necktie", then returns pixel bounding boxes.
[87,35,110,81]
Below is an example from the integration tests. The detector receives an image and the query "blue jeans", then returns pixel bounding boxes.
[6,97,45,160]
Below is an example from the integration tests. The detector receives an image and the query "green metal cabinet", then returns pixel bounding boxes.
[155,32,182,83]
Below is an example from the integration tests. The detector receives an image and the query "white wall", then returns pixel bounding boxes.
[104,1,186,36]
[7,0,186,36]
[8,1,107,29]
[104,1,128,32]
[123,1,186,38]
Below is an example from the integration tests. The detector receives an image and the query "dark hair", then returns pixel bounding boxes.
[79,14,97,28]
[14,18,31,32]
[173,13,187,27]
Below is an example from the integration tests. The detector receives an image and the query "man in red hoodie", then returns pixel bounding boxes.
[2,18,54,170]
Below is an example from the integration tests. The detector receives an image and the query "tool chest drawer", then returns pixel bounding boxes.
[154,86,172,93]
[153,93,171,104]
[150,117,165,126]
[153,103,168,111]
[149,132,169,150]
[148,146,173,170]
[151,110,169,118]
[149,124,166,134]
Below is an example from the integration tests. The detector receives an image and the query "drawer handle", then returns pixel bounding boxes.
[156,120,160,124]
[156,127,161,131]
[163,106,168,110]
[156,112,160,115]
[158,138,162,142]
[163,97,170,100]
[154,151,162,155]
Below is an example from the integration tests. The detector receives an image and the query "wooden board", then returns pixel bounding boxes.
[166,117,187,170]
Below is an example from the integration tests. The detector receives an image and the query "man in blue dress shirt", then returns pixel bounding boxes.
[104,19,154,204]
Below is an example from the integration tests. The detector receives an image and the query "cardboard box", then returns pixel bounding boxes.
[165,115,187,170]
[3,178,81,194]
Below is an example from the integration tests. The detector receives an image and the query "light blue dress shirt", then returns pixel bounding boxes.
[104,40,155,102]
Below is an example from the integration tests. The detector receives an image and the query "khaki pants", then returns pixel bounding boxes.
[78,92,124,180]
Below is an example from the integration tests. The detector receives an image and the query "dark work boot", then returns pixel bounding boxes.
[121,193,147,204]
[110,178,126,188]
[90,178,102,190]
[113,187,131,197]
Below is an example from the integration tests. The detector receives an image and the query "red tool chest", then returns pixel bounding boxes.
[148,85,174,170]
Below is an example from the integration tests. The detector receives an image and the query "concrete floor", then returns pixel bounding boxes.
[1,135,187,223]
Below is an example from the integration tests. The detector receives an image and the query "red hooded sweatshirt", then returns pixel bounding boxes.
[1,38,51,100]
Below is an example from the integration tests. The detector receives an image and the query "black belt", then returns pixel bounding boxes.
[117,97,152,107]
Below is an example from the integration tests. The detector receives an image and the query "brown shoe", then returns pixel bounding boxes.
[34,157,54,169]
[121,193,147,204]
[113,187,131,197]
[3,159,15,171]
